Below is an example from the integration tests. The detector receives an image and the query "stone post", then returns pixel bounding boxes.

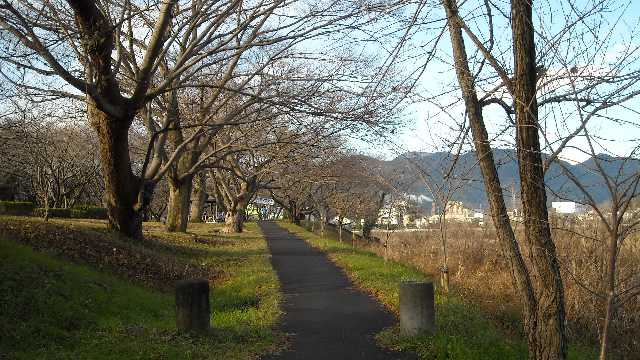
[176,279,210,333]
[400,281,435,336]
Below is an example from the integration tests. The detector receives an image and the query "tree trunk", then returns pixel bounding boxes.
[599,288,615,360]
[442,1,565,359]
[163,84,199,232]
[338,215,343,242]
[363,191,385,240]
[90,103,143,239]
[289,201,301,225]
[166,176,194,232]
[43,185,49,222]
[439,212,449,293]
[224,207,245,233]
[215,173,255,234]
[189,172,207,223]
[223,192,251,234]
[320,212,326,239]
[384,220,390,262]
[512,1,567,358]
[599,229,619,360]
[223,188,251,234]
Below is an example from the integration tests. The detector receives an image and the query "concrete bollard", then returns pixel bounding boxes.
[176,279,211,333]
[400,281,435,336]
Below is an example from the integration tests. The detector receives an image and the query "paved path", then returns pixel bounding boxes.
[259,222,414,360]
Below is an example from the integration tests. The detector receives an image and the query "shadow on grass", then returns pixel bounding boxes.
[1,221,283,359]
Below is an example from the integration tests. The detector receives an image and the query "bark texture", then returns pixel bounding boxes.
[90,102,143,239]
[166,176,194,232]
[73,0,144,239]
[189,172,207,223]
[287,200,302,225]
[224,185,250,233]
[512,1,567,357]
[164,89,199,233]
[225,207,246,233]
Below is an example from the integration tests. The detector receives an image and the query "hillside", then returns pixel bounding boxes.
[380,149,640,209]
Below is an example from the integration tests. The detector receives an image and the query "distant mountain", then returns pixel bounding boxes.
[379,149,640,209]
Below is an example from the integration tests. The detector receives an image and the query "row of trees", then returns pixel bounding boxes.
[0,113,103,207]
[0,97,392,233]
[0,0,403,235]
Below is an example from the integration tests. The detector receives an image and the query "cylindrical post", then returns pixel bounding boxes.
[400,281,435,336]
[176,279,211,333]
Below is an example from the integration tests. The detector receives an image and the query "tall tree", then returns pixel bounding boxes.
[440,0,566,357]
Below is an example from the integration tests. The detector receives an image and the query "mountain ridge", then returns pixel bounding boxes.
[378,149,640,209]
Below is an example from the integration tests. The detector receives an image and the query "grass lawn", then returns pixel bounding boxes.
[279,222,597,360]
[0,217,282,359]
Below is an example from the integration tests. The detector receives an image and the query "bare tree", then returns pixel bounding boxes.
[399,143,477,293]
[0,112,103,209]
[438,0,566,357]
[210,118,325,232]
[270,143,341,225]
[547,151,640,359]
[0,0,385,238]
[434,0,640,357]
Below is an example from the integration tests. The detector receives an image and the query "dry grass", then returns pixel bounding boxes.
[0,216,219,291]
[370,220,640,359]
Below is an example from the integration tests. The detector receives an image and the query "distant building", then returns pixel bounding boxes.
[426,201,480,225]
[377,193,432,227]
[446,201,473,220]
[330,215,355,227]
[551,201,588,215]
[471,210,485,224]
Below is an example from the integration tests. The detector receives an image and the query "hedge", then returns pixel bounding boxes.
[71,205,108,220]
[34,208,72,218]
[0,201,35,216]
[33,206,108,219]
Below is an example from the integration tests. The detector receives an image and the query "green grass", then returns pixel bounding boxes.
[0,219,282,359]
[280,222,597,360]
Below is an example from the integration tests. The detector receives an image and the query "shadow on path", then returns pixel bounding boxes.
[259,221,414,360]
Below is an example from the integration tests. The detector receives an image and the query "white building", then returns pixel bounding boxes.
[425,201,481,225]
[377,193,433,226]
[551,201,588,215]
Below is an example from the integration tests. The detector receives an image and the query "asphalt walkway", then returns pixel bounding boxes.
[259,221,414,360]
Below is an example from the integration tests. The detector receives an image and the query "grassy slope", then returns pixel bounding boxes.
[279,222,597,360]
[0,218,281,359]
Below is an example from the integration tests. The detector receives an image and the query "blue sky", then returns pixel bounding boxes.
[350,0,640,163]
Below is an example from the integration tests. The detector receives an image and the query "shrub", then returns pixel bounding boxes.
[0,201,35,216]
[34,208,72,218]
